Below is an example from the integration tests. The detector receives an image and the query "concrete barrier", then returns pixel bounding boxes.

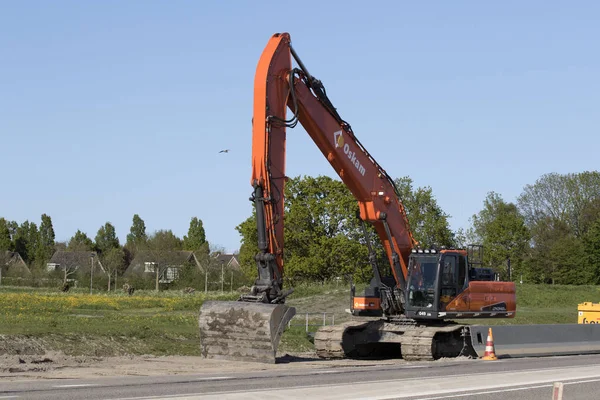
[469,324,600,358]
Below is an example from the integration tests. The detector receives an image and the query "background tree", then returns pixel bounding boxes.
[581,198,600,235]
[517,171,600,284]
[194,242,220,271]
[0,218,13,252]
[237,176,373,284]
[394,177,454,248]
[522,217,566,284]
[67,230,95,251]
[469,192,530,280]
[237,175,460,284]
[13,221,39,266]
[453,227,468,249]
[101,247,127,291]
[518,171,600,238]
[0,218,12,273]
[125,214,147,260]
[6,220,18,242]
[583,218,600,284]
[183,217,207,251]
[145,229,183,290]
[548,229,587,285]
[284,176,370,282]
[95,222,120,254]
[35,213,55,267]
[59,259,80,286]
[236,210,258,279]
[186,242,247,291]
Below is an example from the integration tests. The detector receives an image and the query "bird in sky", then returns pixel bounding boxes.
[219,149,230,153]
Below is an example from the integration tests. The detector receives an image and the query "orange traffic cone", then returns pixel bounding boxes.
[482,327,498,361]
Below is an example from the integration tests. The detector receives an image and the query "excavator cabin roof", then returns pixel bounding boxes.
[410,248,468,256]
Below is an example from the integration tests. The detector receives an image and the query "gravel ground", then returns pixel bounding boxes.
[0,350,417,381]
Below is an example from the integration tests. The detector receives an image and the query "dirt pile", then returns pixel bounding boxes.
[0,351,103,374]
[0,334,48,356]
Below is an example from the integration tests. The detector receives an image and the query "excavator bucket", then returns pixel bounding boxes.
[198,300,296,363]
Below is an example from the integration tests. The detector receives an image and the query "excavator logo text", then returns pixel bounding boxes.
[333,130,366,176]
[334,130,344,148]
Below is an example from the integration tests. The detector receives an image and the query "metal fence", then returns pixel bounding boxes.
[288,312,336,332]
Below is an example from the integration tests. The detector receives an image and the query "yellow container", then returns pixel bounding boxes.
[578,302,600,324]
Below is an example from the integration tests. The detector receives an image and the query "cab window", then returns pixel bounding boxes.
[457,255,466,288]
[441,256,456,286]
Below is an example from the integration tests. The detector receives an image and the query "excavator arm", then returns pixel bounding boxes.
[199,33,516,364]
[249,32,416,306]
[199,32,427,363]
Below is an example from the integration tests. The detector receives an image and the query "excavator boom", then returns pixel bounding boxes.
[200,32,416,362]
[199,32,515,363]
[247,33,416,301]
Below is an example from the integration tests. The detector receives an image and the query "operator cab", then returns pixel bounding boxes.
[403,245,514,320]
[405,249,467,312]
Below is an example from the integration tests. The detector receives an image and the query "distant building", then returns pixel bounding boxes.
[1,251,31,278]
[213,252,241,270]
[124,250,202,283]
[47,251,105,275]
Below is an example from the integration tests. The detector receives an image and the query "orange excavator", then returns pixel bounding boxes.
[198,32,516,363]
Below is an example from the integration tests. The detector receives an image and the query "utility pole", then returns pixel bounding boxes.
[221,262,224,293]
[89,253,94,295]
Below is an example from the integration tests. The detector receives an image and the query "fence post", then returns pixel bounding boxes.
[205,271,208,293]
[332,314,335,325]
[305,313,308,332]
[323,312,326,326]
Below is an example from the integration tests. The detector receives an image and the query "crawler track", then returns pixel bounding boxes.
[314,319,473,361]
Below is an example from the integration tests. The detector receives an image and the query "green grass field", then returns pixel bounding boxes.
[1,283,599,356]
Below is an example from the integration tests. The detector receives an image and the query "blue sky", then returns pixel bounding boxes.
[1,1,598,252]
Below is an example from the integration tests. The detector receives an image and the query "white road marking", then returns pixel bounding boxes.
[193,376,233,381]
[415,377,600,400]
[0,396,20,399]
[95,364,600,400]
[568,378,600,384]
[414,384,551,399]
[53,384,99,388]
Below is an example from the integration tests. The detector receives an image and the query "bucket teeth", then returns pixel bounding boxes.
[199,301,296,363]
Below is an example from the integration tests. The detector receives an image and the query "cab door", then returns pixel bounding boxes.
[439,255,457,310]
[438,254,468,310]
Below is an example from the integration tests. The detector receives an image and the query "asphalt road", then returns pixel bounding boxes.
[2,354,600,399]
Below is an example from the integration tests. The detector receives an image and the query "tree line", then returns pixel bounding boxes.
[236,175,455,285]
[0,213,55,269]
[3,170,599,288]
[466,171,600,284]
[236,171,600,285]
[0,214,228,290]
